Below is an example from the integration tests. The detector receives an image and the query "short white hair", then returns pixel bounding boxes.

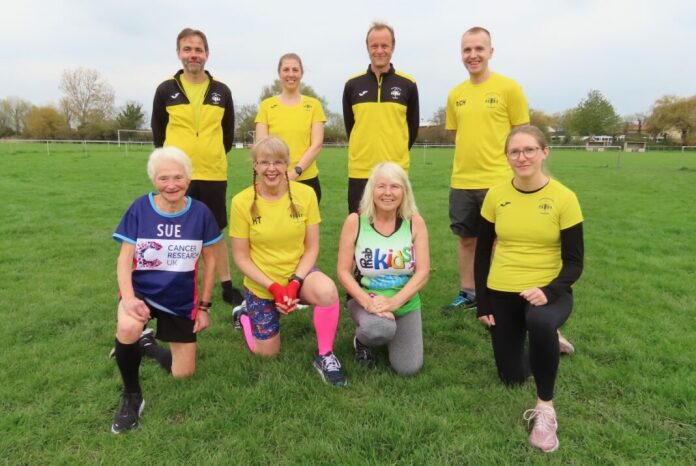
[359,162,418,222]
[147,146,192,182]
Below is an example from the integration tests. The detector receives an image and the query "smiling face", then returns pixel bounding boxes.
[373,175,404,214]
[177,35,208,77]
[153,160,190,206]
[461,30,493,81]
[254,155,288,190]
[506,132,549,179]
[367,27,394,75]
[278,57,303,93]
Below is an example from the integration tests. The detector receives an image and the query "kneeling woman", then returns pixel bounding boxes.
[230,136,346,387]
[110,147,221,433]
[475,126,584,453]
[337,162,430,375]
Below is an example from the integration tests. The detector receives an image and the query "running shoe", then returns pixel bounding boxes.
[232,301,247,330]
[111,392,144,434]
[523,404,559,453]
[353,336,376,369]
[558,331,575,355]
[313,352,347,387]
[442,291,477,313]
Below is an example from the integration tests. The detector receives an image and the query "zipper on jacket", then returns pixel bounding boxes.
[377,75,383,102]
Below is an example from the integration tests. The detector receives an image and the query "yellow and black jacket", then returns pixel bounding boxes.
[151,70,234,181]
[342,64,419,179]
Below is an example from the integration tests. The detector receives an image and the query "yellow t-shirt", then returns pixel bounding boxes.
[481,178,583,292]
[255,95,326,180]
[446,73,529,189]
[180,76,209,134]
[229,182,320,299]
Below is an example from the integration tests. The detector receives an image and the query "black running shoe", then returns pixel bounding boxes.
[223,286,244,306]
[353,336,376,369]
[111,392,144,434]
[313,352,347,387]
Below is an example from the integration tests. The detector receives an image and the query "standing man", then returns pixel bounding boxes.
[444,27,529,312]
[152,28,243,306]
[343,21,419,213]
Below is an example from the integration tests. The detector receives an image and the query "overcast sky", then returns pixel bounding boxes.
[3,0,694,122]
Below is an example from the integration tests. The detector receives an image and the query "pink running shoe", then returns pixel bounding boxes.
[523,404,559,452]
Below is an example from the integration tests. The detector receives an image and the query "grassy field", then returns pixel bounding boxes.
[1,143,694,464]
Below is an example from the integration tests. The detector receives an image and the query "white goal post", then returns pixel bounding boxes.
[117,129,152,147]
[681,146,696,152]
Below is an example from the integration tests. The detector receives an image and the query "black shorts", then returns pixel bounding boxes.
[186,180,227,230]
[449,188,488,237]
[297,176,322,204]
[348,178,368,214]
[148,306,197,343]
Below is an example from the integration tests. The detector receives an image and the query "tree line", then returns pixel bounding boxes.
[2,68,695,146]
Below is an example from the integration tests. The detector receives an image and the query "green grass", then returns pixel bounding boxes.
[1,143,695,464]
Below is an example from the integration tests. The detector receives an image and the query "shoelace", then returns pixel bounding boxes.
[523,408,557,433]
[321,354,341,372]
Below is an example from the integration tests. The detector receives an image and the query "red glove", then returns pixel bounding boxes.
[268,282,288,305]
[286,279,301,302]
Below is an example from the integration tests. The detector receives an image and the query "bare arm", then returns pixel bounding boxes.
[116,242,150,322]
[373,214,430,312]
[294,223,319,278]
[255,122,269,140]
[336,214,374,310]
[290,122,325,181]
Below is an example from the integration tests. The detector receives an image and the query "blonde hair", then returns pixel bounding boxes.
[249,136,299,219]
[146,146,192,182]
[359,162,418,223]
[505,125,547,153]
[366,21,395,46]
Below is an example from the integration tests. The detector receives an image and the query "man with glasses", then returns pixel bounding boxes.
[443,27,529,313]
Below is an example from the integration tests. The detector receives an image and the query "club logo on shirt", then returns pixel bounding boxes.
[210,92,222,105]
[390,87,402,99]
[484,93,500,108]
[538,197,554,214]
[304,103,312,111]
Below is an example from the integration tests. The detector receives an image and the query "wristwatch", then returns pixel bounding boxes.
[294,166,303,176]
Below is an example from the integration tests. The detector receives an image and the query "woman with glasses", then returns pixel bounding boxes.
[255,53,326,203]
[229,136,346,387]
[474,126,584,453]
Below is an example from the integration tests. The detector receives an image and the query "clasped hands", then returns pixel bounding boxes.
[365,294,395,320]
[268,280,302,314]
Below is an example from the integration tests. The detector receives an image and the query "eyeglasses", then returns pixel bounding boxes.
[255,160,287,168]
[507,147,541,160]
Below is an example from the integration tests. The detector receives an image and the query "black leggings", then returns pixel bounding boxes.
[488,289,573,401]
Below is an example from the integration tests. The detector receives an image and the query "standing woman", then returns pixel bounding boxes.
[255,53,326,203]
[475,126,584,452]
[110,147,221,433]
[337,162,430,376]
[230,136,346,387]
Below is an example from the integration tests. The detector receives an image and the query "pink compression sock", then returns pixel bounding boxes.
[240,314,255,352]
[313,300,339,355]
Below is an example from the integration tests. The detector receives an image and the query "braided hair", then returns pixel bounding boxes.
[250,136,300,220]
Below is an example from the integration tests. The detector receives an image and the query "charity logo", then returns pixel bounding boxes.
[136,241,163,268]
